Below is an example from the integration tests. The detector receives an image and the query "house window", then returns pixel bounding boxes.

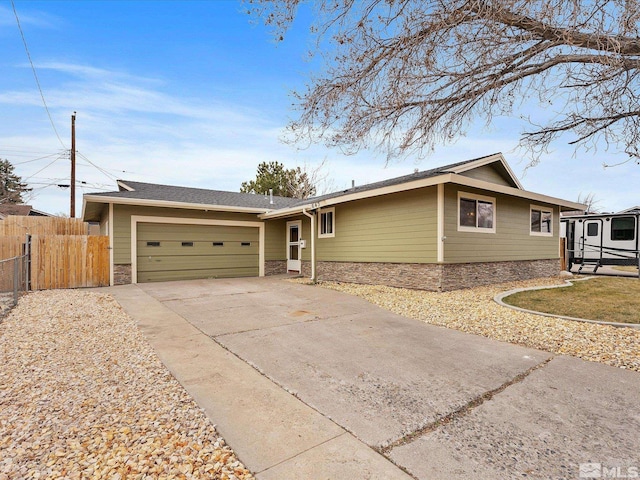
[458,192,495,233]
[611,217,635,241]
[318,207,335,238]
[146,241,160,247]
[530,206,553,236]
[212,242,224,247]
[181,241,194,247]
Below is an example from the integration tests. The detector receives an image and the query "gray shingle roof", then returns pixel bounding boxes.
[89,180,301,210]
[289,154,499,206]
[87,154,500,211]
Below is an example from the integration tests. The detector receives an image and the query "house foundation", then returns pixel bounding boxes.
[114,264,132,285]
[315,259,560,292]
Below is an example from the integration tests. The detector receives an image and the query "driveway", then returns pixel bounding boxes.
[109,277,640,480]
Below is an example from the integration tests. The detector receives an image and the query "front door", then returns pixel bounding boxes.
[287,221,301,272]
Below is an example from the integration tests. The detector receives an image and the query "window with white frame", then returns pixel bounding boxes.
[530,206,553,236]
[318,207,335,238]
[458,192,496,233]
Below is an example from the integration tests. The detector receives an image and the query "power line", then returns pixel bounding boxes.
[22,153,65,181]
[9,153,61,165]
[11,0,66,149]
[76,152,119,181]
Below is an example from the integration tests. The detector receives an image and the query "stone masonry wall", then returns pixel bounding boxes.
[265,260,287,276]
[317,261,443,291]
[439,258,560,291]
[316,259,560,292]
[114,264,132,285]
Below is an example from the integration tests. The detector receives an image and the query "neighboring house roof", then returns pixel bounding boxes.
[0,204,53,219]
[82,152,586,221]
[617,206,640,214]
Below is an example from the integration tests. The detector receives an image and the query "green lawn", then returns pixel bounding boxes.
[503,277,640,324]
[612,265,640,273]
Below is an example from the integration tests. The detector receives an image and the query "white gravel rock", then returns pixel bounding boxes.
[0,289,254,479]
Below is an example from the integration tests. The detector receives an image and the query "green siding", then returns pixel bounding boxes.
[112,204,262,264]
[459,165,512,186]
[316,188,438,263]
[137,223,258,282]
[443,184,559,262]
[264,215,312,261]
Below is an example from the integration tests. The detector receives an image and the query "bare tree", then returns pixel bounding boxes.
[576,192,602,213]
[248,0,640,163]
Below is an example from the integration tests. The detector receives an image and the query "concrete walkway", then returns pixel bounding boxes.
[107,277,640,480]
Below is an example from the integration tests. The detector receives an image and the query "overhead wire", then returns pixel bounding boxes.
[9,153,61,165]
[11,0,66,149]
[22,153,66,181]
[76,152,119,181]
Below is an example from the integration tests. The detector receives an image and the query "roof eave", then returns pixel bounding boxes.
[447,152,524,189]
[82,195,271,215]
[448,174,586,210]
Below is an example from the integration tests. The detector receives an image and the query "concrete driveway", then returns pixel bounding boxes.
[109,277,640,480]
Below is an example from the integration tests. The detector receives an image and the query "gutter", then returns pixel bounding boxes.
[302,207,316,282]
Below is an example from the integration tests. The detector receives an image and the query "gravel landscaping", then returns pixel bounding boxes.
[0,290,253,480]
[317,277,640,372]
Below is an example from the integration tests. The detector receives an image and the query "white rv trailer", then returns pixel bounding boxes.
[561,209,640,272]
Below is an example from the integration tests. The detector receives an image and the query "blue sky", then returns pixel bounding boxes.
[1,0,638,216]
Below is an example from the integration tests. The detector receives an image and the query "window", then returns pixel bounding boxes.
[586,223,599,237]
[530,206,553,236]
[458,193,495,233]
[212,242,224,246]
[146,241,160,247]
[241,242,251,246]
[181,241,194,247]
[611,217,635,241]
[318,207,335,238]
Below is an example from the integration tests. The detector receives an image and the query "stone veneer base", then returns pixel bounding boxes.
[114,264,132,285]
[316,259,560,292]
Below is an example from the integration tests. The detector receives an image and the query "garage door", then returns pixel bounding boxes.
[136,223,259,283]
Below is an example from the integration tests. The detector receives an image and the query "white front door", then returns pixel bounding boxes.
[287,221,302,272]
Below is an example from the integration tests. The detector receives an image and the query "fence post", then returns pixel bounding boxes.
[13,258,19,306]
[24,234,31,291]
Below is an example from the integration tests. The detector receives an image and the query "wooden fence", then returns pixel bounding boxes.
[0,216,89,236]
[0,236,25,260]
[0,234,109,290]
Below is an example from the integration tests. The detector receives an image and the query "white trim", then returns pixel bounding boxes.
[530,204,553,237]
[286,220,302,272]
[260,173,586,220]
[109,203,114,286]
[116,180,135,192]
[457,191,497,234]
[302,208,316,281]
[448,174,585,211]
[318,207,335,238]
[130,215,264,284]
[83,194,270,214]
[446,153,524,190]
[437,184,444,262]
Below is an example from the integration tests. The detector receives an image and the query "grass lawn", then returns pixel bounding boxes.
[612,265,640,273]
[503,277,640,324]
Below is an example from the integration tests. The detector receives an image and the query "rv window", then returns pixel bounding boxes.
[611,217,635,241]
[587,223,599,237]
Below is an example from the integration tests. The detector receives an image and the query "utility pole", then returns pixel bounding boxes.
[70,111,76,218]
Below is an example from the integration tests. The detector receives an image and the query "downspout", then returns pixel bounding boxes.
[302,208,316,283]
